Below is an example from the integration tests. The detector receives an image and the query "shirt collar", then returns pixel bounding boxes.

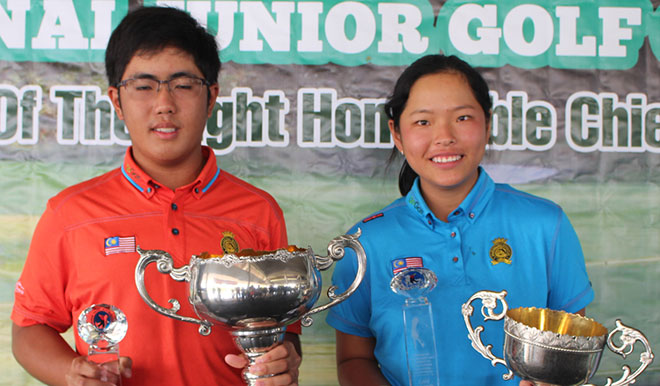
[121,146,221,199]
[405,166,495,226]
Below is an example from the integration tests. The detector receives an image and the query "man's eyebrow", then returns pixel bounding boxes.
[168,71,200,80]
[129,71,199,80]
[130,73,157,80]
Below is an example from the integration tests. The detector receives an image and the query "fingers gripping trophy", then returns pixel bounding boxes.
[135,230,367,385]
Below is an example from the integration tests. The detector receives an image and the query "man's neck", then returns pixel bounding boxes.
[132,148,206,191]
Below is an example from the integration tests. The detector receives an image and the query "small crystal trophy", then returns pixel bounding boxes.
[390,268,440,386]
[77,304,128,379]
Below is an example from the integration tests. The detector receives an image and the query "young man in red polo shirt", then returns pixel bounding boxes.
[11,6,301,385]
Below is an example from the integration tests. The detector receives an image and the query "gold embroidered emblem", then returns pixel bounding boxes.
[221,231,239,254]
[489,238,512,265]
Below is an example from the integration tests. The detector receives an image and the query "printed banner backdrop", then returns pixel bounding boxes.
[1,0,659,384]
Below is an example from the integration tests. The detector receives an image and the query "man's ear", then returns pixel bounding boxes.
[206,84,220,117]
[108,86,124,121]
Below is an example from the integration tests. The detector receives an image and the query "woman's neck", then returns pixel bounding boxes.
[418,172,479,222]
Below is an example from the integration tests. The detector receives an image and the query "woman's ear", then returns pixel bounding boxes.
[389,119,404,154]
[486,112,493,145]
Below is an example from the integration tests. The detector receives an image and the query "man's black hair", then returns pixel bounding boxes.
[105,6,221,87]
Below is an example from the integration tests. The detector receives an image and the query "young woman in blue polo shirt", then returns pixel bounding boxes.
[326,55,593,385]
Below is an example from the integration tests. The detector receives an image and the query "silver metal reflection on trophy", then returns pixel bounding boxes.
[134,230,366,385]
[462,290,654,386]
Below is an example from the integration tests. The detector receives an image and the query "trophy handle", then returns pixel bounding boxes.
[300,229,366,327]
[134,246,212,335]
[584,319,655,386]
[461,290,514,381]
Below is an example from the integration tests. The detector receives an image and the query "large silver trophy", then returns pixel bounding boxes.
[135,230,366,385]
[462,290,654,386]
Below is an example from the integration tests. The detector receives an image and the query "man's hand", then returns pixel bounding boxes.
[225,340,301,386]
[65,356,132,386]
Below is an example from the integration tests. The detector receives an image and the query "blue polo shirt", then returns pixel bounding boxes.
[327,168,594,386]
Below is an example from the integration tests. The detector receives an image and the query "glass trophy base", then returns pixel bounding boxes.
[403,297,440,386]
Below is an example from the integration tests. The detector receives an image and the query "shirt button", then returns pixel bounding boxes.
[469,213,475,219]
[171,203,178,211]
[427,220,432,225]
[194,188,200,193]
[450,232,456,238]
[453,257,459,263]
[172,228,180,235]
[147,187,153,193]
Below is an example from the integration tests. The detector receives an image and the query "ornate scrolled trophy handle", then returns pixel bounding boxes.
[461,290,513,381]
[584,319,655,386]
[301,229,366,327]
[134,246,212,335]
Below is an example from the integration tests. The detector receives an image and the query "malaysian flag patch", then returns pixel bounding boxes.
[104,236,136,255]
[392,257,423,274]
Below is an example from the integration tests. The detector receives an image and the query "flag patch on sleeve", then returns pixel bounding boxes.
[104,236,136,255]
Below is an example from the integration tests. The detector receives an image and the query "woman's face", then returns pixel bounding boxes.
[389,71,490,200]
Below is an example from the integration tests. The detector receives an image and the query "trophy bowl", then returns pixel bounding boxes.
[135,231,366,385]
[185,246,321,329]
[504,307,607,385]
[462,290,654,386]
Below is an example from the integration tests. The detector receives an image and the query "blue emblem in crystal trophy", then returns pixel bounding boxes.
[390,268,440,386]
[77,304,128,383]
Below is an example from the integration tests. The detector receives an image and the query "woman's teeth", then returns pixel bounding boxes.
[432,155,461,163]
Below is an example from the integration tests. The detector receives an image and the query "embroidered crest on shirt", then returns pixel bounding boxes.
[392,257,423,274]
[221,231,239,254]
[104,236,136,255]
[489,238,512,265]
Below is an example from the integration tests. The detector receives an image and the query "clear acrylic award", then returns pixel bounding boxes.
[390,268,440,386]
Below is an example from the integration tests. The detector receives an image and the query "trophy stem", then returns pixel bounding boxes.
[87,345,123,386]
[232,326,286,386]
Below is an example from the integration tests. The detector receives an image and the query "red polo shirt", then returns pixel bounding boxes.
[12,146,299,385]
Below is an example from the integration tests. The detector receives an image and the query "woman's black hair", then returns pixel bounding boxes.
[105,6,221,88]
[384,54,492,196]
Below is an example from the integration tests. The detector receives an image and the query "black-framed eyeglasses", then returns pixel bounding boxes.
[116,75,210,101]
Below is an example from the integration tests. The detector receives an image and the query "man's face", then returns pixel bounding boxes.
[108,46,219,172]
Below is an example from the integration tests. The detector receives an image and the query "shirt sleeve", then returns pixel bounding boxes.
[325,226,373,338]
[547,210,594,313]
[11,201,73,332]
